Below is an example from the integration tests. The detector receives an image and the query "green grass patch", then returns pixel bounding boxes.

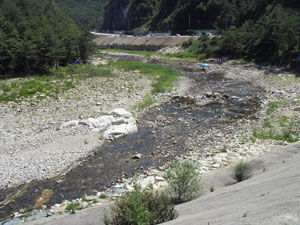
[266,102,279,115]
[0,64,115,103]
[135,94,155,112]
[110,61,182,94]
[100,49,154,57]
[253,116,299,143]
[163,52,206,60]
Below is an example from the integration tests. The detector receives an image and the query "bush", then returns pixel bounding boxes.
[234,161,252,182]
[104,185,178,225]
[165,160,202,204]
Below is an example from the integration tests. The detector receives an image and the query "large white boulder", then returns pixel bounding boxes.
[60,108,138,139]
[103,123,138,139]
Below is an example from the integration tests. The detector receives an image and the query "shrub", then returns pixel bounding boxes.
[65,202,81,214]
[104,185,178,225]
[165,160,202,204]
[234,161,252,182]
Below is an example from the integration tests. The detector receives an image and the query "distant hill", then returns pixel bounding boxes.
[55,0,107,31]
[0,0,92,76]
[102,0,299,34]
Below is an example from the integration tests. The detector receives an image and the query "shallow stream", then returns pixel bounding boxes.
[0,55,264,222]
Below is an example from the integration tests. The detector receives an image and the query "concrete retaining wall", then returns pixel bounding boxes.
[94,36,196,51]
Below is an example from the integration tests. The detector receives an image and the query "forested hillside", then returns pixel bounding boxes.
[55,0,107,31]
[0,0,93,77]
[187,0,300,66]
[102,0,299,65]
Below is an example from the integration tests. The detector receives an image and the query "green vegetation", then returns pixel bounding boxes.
[266,102,279,115]
[20,212,32,219]
[111,61,182,94]
[101,49,155,57]
[185,2,299,66]
[104,185,178,225]
[253,123,299,143]
[234,161,252,182]
[0,0,94,77]
[55,0,106,31]
[254,109,299,143]
[99,193,107,199]
[165,160,202,204]
[0,64,115,103]
[65,202,81,214]
[135,94,155,112]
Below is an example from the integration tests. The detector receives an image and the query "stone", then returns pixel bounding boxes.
[139,176,155,189]
[155,176,165,182]
[206,92,213,98]
[113,185,126,195]
[2,218,23,225]
[131,154,142,160]
[60,120,79,129]
[80,201,89,208]
[109,108,132,118]
[104,123,138,139]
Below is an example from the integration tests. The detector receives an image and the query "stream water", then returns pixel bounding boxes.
[0,55,264,223]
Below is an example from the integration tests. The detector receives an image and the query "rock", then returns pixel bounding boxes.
[172,95,196,104]
[213,93,222,98]
[206,92,213,98]
[139,176,155,189]
[60,120,79,129]
[155,176,165,182]
[212,163,220,169]
[80,201,89,208]
[50,201,68,213]
[125,185,135,192]
[109,108,132,118]
[2,218,23,225]
[78,115,115,131]
[131,154,142,160]
[113,185,126,195]
[104,123,138,139]
[223,94,230,99]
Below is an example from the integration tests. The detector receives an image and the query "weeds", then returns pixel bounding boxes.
[65,202,81,214]
[253,116,299,143]
[104,185,177,225]
[234,161,252,182]
[110,61,182,94]
[266,102,279,115]
[0,64,115,103]
[165,160,202,204]
[99,193,107,199]
[100,49,154,57]
[220,145,228,153]
[135,94,155,112]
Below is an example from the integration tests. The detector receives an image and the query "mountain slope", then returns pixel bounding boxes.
[55,0,107,31]
[0,0,90,76]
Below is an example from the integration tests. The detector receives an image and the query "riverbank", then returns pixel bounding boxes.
[1,52,300,224]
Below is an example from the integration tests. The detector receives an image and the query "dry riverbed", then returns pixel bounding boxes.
[0,53,300,223]
[0,67,154,189]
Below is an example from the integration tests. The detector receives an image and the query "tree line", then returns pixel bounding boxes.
[54,0,107,31]
[0,0,94,77]
[193,0,300,66]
